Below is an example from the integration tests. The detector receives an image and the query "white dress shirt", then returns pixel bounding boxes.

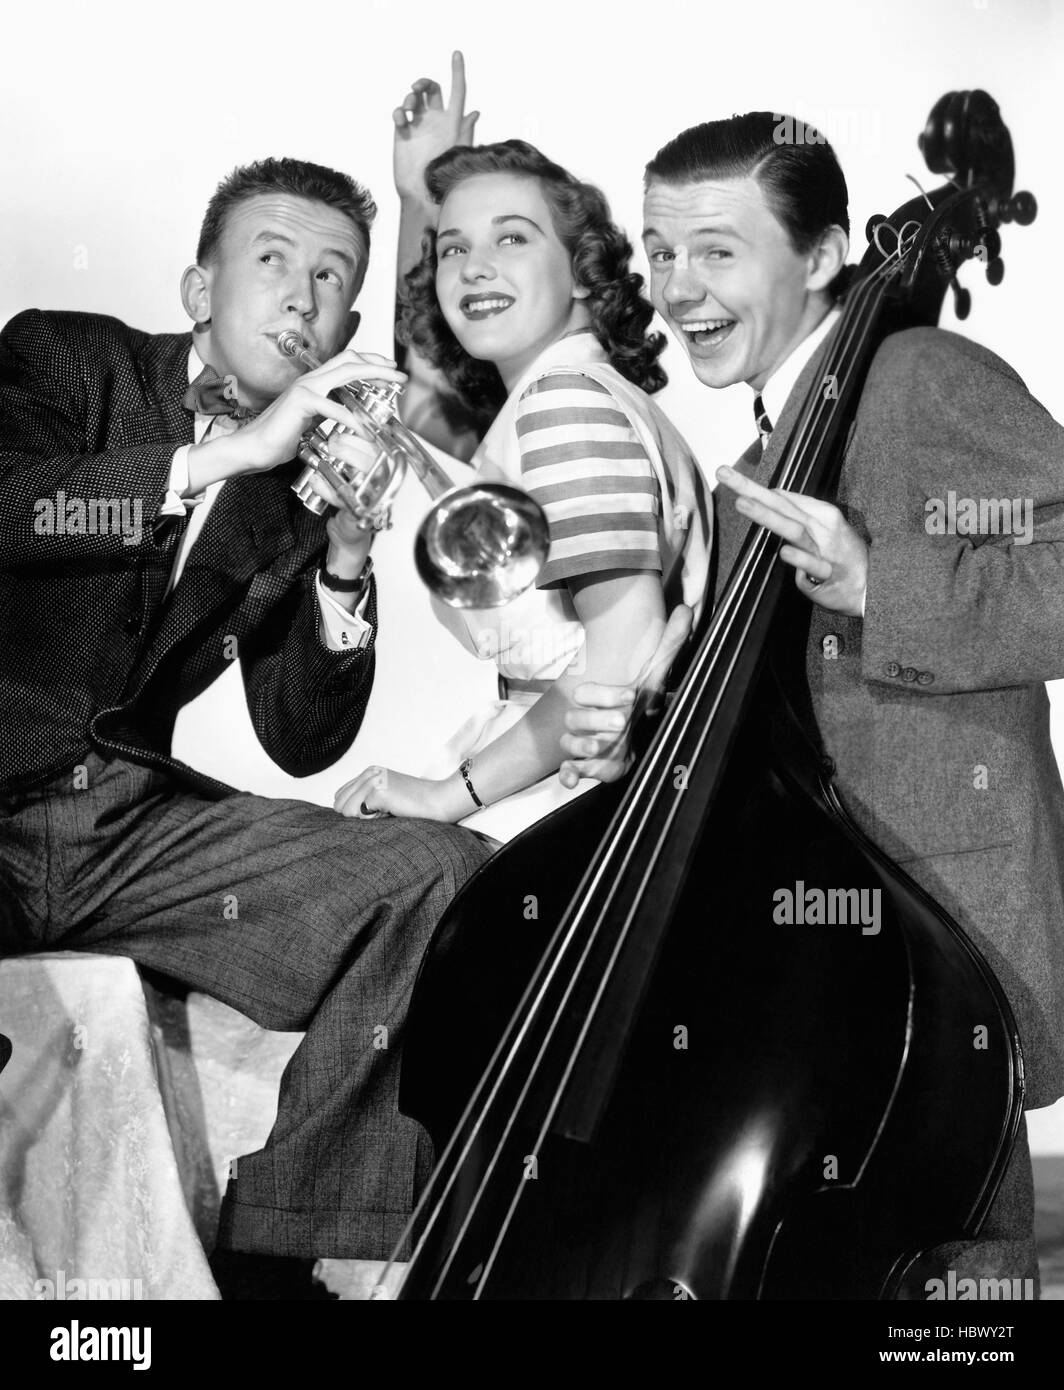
[162,346,371,650]
[755,307,841,439]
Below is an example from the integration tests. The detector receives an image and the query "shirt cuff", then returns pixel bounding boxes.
[315,571,373,651]
[160,445,208,516]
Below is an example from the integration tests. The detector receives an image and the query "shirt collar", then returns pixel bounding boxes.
[508,328,607,394]
[187,341,205,385]
[756,307,841,429]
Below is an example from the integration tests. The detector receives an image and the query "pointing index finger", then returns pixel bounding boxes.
[717,465,810,528]
[716,464,766,501]
[448,50,467,111]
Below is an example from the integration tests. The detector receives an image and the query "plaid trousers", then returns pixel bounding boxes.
[0,751,491,1260]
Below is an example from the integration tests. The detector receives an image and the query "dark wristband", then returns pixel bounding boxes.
[320,556,372,595]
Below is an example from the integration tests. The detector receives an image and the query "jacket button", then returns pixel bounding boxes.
[917,671,934,685]
[901,667,918,682]
[884,661,901,677]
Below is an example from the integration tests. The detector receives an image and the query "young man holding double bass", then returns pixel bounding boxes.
[558,111,1064,1295]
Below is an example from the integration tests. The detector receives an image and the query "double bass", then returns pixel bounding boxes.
[388,91,1039,1299]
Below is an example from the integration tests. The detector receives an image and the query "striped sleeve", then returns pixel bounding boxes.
[516,372,661,588]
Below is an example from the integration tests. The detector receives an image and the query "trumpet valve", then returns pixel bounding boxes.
[355,381,402,425]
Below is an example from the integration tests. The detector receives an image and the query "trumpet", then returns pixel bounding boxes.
[276,330,549,609]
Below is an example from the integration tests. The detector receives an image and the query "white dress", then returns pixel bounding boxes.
[422,331,711,843]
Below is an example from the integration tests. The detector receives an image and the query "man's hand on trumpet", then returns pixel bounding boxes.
[299,428,389,558]
[185,349,406,495]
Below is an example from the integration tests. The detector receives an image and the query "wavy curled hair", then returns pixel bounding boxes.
[400,141,667,428]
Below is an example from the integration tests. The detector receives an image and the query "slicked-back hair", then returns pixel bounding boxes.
[196,156,377,282]
[400,139,667,426]
[645,113,851,292]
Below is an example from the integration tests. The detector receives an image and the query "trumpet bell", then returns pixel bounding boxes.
[416,484,550,609]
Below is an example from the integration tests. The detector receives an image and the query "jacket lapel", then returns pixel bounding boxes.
[134,470,300,688]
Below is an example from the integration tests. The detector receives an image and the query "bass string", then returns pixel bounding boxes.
[398,239,908,1296]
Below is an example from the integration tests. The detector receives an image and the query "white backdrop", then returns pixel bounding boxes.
[3,0,1063,1142]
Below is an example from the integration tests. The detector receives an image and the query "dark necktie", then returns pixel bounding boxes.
[753,393,773,451]
[182,364,259,422]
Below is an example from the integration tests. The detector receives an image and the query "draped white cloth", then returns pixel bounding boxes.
[0,953,301,1300]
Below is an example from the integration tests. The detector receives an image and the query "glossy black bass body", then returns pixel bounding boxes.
[397,648,1022,1298]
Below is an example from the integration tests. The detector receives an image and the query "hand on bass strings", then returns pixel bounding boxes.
[716,464,868,615]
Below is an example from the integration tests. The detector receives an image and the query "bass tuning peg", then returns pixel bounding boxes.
[978,227,1002,261]
[1010,191,1037,226]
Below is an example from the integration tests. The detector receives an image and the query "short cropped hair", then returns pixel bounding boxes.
[401,139,666,426]
[196,156,377,275]
[645,113,851,293]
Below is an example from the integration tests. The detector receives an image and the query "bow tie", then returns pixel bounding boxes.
[182,364,260,422]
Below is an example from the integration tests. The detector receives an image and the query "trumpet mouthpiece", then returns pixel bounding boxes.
[276,330,307,359]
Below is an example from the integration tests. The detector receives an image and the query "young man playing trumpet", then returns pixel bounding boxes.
[0,155,491,1298]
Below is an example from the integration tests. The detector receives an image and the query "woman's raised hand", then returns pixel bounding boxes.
[393,51,480,202]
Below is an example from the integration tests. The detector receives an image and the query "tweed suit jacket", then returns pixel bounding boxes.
[714,325,1064,1106]
[0,309,376,796]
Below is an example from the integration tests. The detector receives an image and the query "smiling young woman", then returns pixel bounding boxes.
[335,140,711,841]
